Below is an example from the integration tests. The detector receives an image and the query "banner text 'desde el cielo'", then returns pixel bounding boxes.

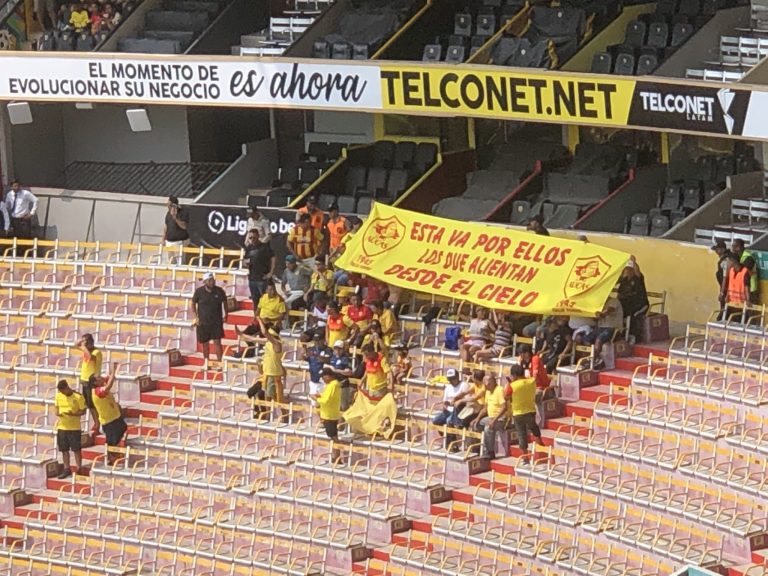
[336,204,630,316]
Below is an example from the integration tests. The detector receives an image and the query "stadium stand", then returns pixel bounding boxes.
[236,0,333,56]
[590,0,735,75]
[686,2,768,81]
[36,0,139,51]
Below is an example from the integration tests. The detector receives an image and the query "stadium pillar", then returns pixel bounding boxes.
[0,106,11,187]
[660,132,669,164]
[564,125,579,153]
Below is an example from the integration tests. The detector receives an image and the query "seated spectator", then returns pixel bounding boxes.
[461,307,494,361]
[470,373,509,460]
[505,364,545,465]
[233,321,262,359]
[474,311,513,363]
[327,340,354,410]
[362,276,389,305]
[307,257,334,304]
[280,255,312,310]
[586,296,624,368]
[69,4,90,31]
[326,301,357,348]
[304,333,331,406]
[89,3,102,33]
[371,300,396,347]
[390,347,411,386]
[451,369,486,429]
[346,292,373,340]
[432,368,469,450]
[256,281,286,326]
[617,257,649,340]
[540,316,573,373]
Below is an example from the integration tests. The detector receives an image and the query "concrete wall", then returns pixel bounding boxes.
[664,170,763,241]
[10,103,66,186]
[313,111,375,142]
[62,105,190,164]
[196,138,279,204]
[654,6,749,77]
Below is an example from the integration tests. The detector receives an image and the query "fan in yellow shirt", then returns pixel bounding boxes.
[469,374,509,460]
[55,380,87,478]
[504,364,545,464]
[90,362,128,464]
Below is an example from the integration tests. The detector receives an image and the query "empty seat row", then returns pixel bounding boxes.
[366,141,437,172]
[628,211,680,236]
[312,40,369,59]
[38,29,111,51]
[510,199,581,228]
[344,166,411,199]
[319,194,383,215]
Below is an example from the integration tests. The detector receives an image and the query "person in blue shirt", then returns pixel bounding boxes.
[327,340,354,410]
[303,333,331,405]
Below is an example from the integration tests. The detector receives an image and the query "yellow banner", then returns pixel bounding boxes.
[336,204,630,316]
[379,64,635,126]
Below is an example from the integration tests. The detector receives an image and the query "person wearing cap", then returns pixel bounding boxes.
[76,333,102,436]
[257,281,286,326]
[54,379,87,478]
[192,272,229,370]
[470,373,509,460]
[288,213,323,266]
[162,196,189,263]
[432,369,470,445]
[89,362,127,465]
[326,203,350,252]
[313,367,342,462]
[281,255,312,309]
[712,240,732,311]
[246,206,272,244]
[296,194,325,232]
[245,228,276,306]
[504,364,544,465]
[304,333,331,406]
[327,340,354,410]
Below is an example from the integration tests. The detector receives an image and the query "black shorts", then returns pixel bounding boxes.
[80,380,94,410]
[103,418,127,447]
[322,419,338,440]
[197,323,224,344]
[57,430,82,452]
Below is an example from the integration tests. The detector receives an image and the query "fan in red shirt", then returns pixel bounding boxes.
[517,344,550,392]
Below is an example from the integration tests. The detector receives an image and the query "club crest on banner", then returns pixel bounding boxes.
[564,255,613,298]
[362,215,406,257]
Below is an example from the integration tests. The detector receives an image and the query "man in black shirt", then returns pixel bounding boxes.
[191,272,229,370]
[541,317,573,373]
[162,196,190,263]
[245,229,276,306]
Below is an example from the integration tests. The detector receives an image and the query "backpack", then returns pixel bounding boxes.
[444,326,462,350]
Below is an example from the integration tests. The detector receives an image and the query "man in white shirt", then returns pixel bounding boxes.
[246,207,272,244]
[5,181,38,239]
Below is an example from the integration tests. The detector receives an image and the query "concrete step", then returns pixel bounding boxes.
[140,388,192,407]
[597,369,633,387]
[563,400,594,419]
[580,384,626,404]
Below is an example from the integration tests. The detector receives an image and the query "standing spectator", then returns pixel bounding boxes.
[361,344,391,402]
[4,181,38,239]
[712,240,732,312]
[517,344,549,393]
[297,194,325,233]
[245,229,275,307]
[731,239,759,303]
[288,213,322,265]
[313,367,342,463]
[257,317,286,410]
[347,292,373,336]
[161,196,189,263]
[505,364,544,465]
[370,301,396,347]
[327,340,354,410]
[432,368,468,449]
[76,333,102,436]
[326,301,357,348]
[256,280,286,326]
[617,259,649,340]
[191,272,228,370]
[326,203,350,252]
[304,333,331,405]
[301,292,329,342]
[470,374,509,460]
[90,362,127,465]
[246,206,272,244]
[54,380,87,478]
[527,215,549,236]
[723,253,753,321]
[280,255,312,309]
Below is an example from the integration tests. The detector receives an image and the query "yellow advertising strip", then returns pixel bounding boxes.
[379,63,635,126]
[336,204,630,316]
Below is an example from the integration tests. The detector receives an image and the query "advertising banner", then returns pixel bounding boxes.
[335,203,630,315]
[2,53,768,140]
